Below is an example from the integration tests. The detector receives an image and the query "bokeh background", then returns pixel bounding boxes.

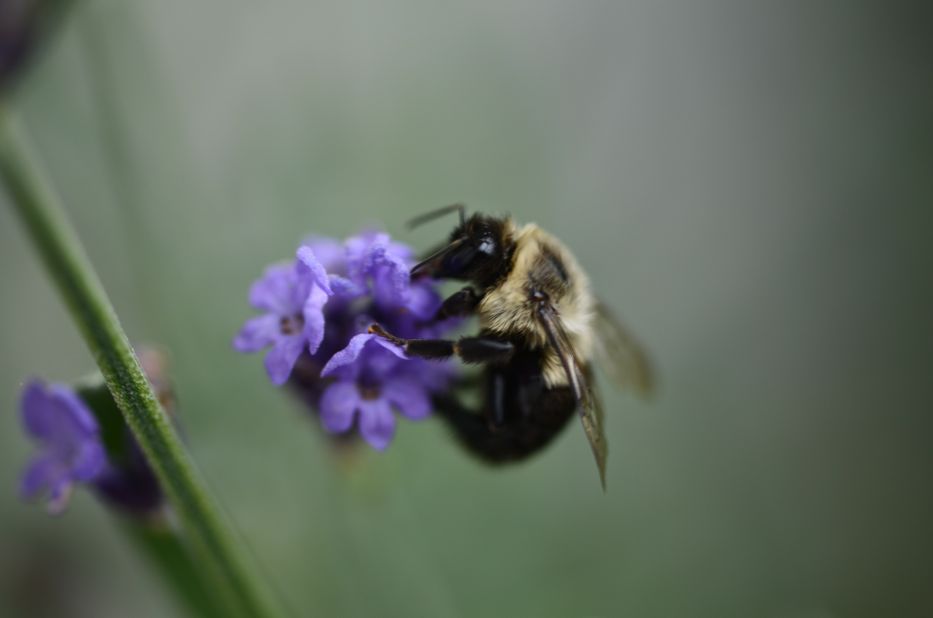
[2,1,932,616]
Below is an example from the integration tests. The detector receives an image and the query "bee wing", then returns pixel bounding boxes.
[536,303,608,490]
[592,300,654,398]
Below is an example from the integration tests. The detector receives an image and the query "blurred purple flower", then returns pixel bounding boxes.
[236,229,459,450]
[19,380,106,515]
[18,349,179,517]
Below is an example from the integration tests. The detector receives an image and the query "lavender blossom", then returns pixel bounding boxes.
[236,230,459,450]
[19,349,177,516]
[233,248,334,385]
[316,334,427,450]
[19,380,106,515]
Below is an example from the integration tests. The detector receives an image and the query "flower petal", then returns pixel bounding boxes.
[405,283,442,320]
[344,230,382,281]
[328,275,364,297]
[320,333,407,377]
[301,236,345,271]
[48,385,99,437]
[264,335,305,385]
[71,441,106,482]
[370,249,410,306]
[20,379,54,440]
[248,262,298,314]
[372,336,407,359]
[319,381,361,433]
[303,285,329,354]
[383,376,432,420]
[22,381,100,449]
[358,398,396,451]
[320,333,371,376]
[233,314,280,353]
[19,455,57,500]
[296,246,334,296]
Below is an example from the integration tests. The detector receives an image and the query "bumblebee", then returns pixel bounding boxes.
[371,204,652,488]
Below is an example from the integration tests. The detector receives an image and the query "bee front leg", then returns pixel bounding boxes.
[434,287,481,321]
[369,324,514,365]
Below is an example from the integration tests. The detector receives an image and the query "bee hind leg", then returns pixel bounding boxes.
[431,393,516,463]
[432,382,578,465]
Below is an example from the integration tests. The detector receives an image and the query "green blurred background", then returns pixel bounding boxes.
[2,1,932,616]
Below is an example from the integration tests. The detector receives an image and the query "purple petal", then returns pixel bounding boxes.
[383,376,432,420]
[405,283,442,320]
[345,231,413,290]
[364,342,406,376]
[372,337,407,358]
[344,231,381,272]
[370,248,410,305]
[20,380,53,440]
[358,398,396,451]
[48,385,99,436]
[320,333,407,377]
[321,333,372,377]
[264,335,305,385]
[17,382,107,514]
[302,285,329,354]
[394,358,454,392]
[233,314,280,353]
[21,381,99,447]
[71,441,106,482]
[319,381,361,433]
[328,275,364,297]
[19,455,57,500]
[248,263,298,314]
[296,246,334,296]
[301,236,346,271]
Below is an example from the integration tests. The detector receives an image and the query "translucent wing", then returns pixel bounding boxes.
[592,300,654,398]
[536,302,608,490]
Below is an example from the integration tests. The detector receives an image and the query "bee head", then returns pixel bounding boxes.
[410,210,514,288]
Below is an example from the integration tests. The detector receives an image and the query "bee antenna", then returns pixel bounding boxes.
[406,203,466,230]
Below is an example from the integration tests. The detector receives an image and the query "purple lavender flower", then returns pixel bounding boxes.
[19,380,106,515]
[19,349,176,516]
[236,229,459,451]
[344,230,445,323]
[233,247,334,385]
[317,334,432,450]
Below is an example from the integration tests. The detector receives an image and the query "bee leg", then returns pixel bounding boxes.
[489,372,507,428]
[431,393,514,462]
[369,324,514,365]
[434,287,480,320]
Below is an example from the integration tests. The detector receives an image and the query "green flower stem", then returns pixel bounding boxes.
[0,107,281,618]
